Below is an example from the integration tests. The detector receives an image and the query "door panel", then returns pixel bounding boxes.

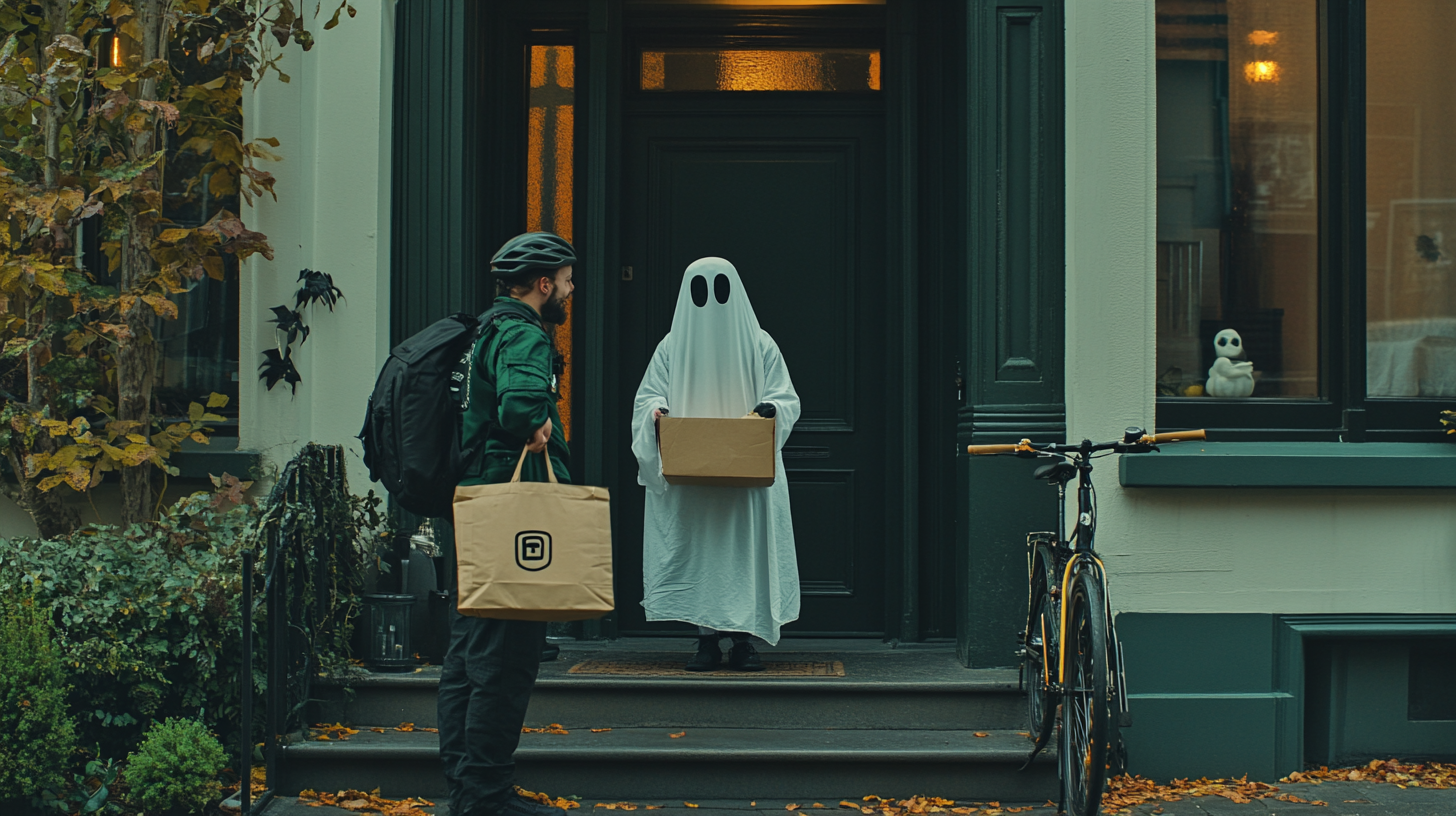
[617,105,886,636]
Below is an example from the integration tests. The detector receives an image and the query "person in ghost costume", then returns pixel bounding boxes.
[630,257,802,672]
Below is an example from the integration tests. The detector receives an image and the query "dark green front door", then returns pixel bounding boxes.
[615,96,888,637]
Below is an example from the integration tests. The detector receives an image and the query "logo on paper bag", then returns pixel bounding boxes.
[514,531,552,571]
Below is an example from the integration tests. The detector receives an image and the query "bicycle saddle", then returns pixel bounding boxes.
[1032,461,1077,484]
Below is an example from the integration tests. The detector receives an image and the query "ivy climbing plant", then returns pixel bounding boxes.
[0,1,352,535]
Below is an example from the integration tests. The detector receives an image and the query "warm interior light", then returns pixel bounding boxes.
[1247,30,1278,46]
[527,45,575,439]
[1244,60,1280,83]
[111,35,121,67]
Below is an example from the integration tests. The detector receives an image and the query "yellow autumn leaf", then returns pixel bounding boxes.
[64,465,90,491]
[142,295,178,319]
[119,443,155,467]
[36,474,67,492]
[190,432,209,444]
[207,392,230,408]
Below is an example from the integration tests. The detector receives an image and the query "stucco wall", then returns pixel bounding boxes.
[241,2,395,490]
[1065,0,1456,617]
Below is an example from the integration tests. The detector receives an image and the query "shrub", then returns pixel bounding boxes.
[123,718,226,814]
[0,593,78,801]
[0,492,256,757]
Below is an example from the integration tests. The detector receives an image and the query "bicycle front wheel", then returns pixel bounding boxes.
[1060,570,1110,816]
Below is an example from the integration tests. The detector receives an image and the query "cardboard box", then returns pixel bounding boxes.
[658,416,776,487]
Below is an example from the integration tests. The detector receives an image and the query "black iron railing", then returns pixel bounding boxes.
[238,443,351,815]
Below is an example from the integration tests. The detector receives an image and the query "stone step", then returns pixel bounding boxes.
[275,727,1057,801]
[311,642,1026,732]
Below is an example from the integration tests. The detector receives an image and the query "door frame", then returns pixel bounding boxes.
[389,0,1057,649]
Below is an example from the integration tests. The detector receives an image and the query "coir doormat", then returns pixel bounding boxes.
[567,660,846,677]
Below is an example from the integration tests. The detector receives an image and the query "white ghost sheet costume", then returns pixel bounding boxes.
[630,258,802,645]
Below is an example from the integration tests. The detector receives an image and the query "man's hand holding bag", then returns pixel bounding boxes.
[453,447,613,621]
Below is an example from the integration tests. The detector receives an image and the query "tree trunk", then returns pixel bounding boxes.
[117,0,167,525]
[11,0,81,538]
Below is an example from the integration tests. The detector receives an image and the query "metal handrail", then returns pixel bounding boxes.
[238,443,348,816]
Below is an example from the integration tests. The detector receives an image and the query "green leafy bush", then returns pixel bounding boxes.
[123,718,226,814]
[0,593,78,801]
[0,492,256,756]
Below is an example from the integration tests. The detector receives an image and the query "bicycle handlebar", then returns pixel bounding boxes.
[966,429,1207,456]
[965,442,1025,455]
[1142,429,1207,444]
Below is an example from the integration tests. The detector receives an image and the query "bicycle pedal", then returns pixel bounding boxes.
[1119,711,1133,728]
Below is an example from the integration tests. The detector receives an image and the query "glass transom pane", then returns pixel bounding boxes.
[640,49,881,92]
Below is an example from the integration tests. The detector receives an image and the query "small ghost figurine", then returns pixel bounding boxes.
[1205,328,1255,398]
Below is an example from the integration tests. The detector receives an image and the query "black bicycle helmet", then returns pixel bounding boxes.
[490,232,577,278]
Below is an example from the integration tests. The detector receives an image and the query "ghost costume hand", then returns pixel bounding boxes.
[752,402,776,419]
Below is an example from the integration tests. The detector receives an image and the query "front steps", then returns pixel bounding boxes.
[282,639,1055,802]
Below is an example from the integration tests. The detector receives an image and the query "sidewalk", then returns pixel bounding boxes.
[256,780,1455,816]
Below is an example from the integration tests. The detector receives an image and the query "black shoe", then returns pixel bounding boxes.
[685,636,723,672]
[497,792,565,816]
[541,643,560,662]
[728,638,764,672]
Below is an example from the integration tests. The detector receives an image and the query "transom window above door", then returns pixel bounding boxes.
[639,48,881,91]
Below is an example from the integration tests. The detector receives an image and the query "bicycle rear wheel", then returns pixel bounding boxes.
[1025,581,1056,747]
[1060,570,1110,816]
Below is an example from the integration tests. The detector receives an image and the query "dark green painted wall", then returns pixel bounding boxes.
[1118,613,1456,781]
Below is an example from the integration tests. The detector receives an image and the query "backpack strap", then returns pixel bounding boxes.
[472,303,543,380]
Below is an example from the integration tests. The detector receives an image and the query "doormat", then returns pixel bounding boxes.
[567,660,846,677]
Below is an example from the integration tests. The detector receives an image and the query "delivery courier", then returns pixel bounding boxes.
[629,257,802,671]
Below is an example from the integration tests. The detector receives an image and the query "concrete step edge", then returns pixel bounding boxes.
[280,729,1049,764]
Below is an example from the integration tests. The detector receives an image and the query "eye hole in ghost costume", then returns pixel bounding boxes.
[714,274,731,305]
[690,275,708,307]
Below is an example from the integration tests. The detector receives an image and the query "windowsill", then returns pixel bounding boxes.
[1118,441,1456,488]
[171,435,261,480]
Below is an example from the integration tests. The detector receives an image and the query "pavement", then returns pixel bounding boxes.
[254,779,1454,816]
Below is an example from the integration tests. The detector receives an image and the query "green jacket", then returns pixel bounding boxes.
[459,297,571,486]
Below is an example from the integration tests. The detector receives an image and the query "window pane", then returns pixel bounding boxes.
[527,45,574,438]
[640,49,880,92]
[1155,0,1319,400]
[1366,3,1456,398]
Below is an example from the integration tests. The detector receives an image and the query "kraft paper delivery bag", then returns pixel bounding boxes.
[453,448,614,621]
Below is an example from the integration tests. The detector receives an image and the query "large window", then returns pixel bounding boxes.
[1156,0,1456,439]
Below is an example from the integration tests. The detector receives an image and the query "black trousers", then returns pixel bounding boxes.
[437,605,547,816]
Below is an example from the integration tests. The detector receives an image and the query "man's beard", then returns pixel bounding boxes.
[541,289,569,324]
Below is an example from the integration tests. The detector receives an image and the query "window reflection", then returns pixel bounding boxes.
[1366,1,1456,398]
[1155,0,1319,399]
[528,45,575,437]
[640,49,880,92]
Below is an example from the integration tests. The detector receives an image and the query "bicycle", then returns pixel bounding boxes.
[967,427,1207,816]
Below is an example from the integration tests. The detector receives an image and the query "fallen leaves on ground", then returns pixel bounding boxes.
[392,722,438,733]
[522,723,571,734]
[973,732,990,738]
[297,788,434,815]
[518,787,580,809]
[1285,759,1455,789]
[670,731,686,738]
[1102,774,1326,814]
[592,728,613,733]
[311,723,359,741]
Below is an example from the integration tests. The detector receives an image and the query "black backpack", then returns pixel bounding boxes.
[359,306,517,518]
